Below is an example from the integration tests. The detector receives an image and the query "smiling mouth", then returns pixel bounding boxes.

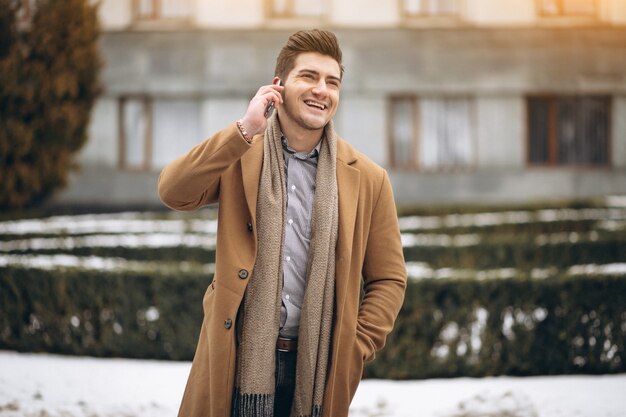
[304,100,327,110]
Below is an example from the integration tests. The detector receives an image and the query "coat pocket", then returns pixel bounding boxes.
[348,340,366,402]
[356,328,375,362]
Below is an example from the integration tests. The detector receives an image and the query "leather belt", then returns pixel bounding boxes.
[276,337,298,352]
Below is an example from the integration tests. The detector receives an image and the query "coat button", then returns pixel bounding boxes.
[247,222,253,232]
[238,269,249,279]
[224,319,232,329]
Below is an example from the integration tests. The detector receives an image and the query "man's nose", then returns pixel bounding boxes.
[312,81,329,95]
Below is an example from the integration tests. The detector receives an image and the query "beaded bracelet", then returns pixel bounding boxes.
[236,120,253,143]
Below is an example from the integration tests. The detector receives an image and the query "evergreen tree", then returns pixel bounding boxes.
[0,0,102,209]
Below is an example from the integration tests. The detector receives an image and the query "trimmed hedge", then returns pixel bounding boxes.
[0,266,207,360]
[1,266,624,378]
[404,238,626,270]
[367,273,625,379]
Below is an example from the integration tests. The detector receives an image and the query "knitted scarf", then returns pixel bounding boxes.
[232,113,338,417]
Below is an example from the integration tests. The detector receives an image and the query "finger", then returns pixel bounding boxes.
[253,89,276,106]
[266,90,283,105]
[258,91,282,109]
[258,84,284,96]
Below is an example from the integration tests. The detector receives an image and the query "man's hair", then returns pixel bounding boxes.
[275,29,344,81]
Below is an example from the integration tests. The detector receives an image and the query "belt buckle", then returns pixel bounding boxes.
[277,337,296,353]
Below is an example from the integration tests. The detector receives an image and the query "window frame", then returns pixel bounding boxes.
[399,0,466,27]
[118,95,153,172]
[265,0,328,23]
[133,0,158,20]
[387,95,477,172]
[399,0,464,18]
[387,95,420,170]
[132,0,193,22]
[525,94,612,168]
[536,0,598,18]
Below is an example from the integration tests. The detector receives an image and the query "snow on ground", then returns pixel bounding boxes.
[1,204,625,237]
[0,215,218,236]
[0,233,217,251]
[0,254,215,274]
[1,351,625,417]
[404,262,626,280]
[397,207,626,231]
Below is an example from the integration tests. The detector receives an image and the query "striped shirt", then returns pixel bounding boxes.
[279,135,321,338]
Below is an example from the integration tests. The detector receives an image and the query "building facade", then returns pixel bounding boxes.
[53,0,626,206]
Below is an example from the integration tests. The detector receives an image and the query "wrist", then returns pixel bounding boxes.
[236,119,253,143]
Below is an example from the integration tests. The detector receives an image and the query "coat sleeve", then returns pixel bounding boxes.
[357,169,407,362]
[158,122,251,211]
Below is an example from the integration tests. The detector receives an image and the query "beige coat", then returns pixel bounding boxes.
[158,123,406,417]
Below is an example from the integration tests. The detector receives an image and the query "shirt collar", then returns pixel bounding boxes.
[281,134,321,160]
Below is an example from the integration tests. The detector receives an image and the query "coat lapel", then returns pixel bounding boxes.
[240,139,264,225]
[335,140,360,317]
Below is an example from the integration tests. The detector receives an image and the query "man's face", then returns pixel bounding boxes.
[279,52,341,132]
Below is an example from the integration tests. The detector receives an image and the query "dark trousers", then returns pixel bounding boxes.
[274,349,297,417]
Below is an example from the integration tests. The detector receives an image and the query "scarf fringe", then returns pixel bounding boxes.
[232,390,321,417]
[232,388,275,417]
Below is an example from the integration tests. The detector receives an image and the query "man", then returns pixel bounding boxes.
[158,29,406,417]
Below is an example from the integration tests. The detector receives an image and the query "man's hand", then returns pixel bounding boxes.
[239,82,284,138]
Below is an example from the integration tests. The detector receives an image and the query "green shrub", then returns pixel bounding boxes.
[0,266,207,360]
[368,274,626,379]
[0,0,102,209]
[404,238,625,270]
[2,266,624,379]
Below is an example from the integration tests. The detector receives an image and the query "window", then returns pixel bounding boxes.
[527,96,610,166]
[401,0,461,17]
[120,96,151,170]
[119,96,201,171]
[389,97,475,171]
[267,0,326,19]
[151,100,200,168]
[134,0,192,21]
[390,98,416,169]
[537,0,597,17]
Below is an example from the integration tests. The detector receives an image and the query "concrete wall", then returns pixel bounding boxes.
[200,98,249,140]
[466,0,534,26]
[334,96,387,167]
[331,0,397,27]
[51,8,626,206]
[390,169,626,206]
[196,0,264,28]
[96,0,626,30]
[92,29,626,116]
[475,96,525,169]
[603,0,626,24]
[613,96,626,169]
[96,0,131,29]
[80,98,119,167]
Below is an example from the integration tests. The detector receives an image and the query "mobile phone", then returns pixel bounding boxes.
[264,79,282,118]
